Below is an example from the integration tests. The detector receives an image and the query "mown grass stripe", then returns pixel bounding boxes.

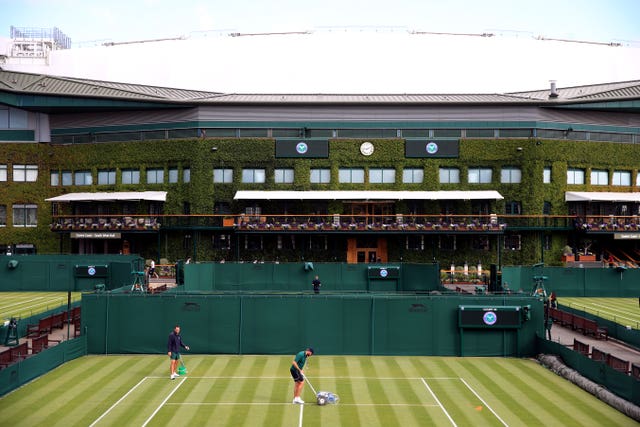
[458,358,547,426]
[263,358,290,427]
[4,356,119,425]
[495,358,636,426]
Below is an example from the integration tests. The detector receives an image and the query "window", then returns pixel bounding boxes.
[505,201,522,215]
[0,165,6,182]
[543,201,552,215]
[613,171,631,186]
[310,168,330,184]
[405,235,424,250]
[12,204,37,227]
[122,168,140,184]
[369,168,395,184]
[183,168,191,183]
[439,235,456,251]
[213,168,233,183]
[543,167,551,184]
[468,167,492,184]
[591,169,608,185]
[471,236,490,251]
[439,167,460,184]
[0,205,5,227]
[402,168,423,184]
[275,168,294,184]
[13,165,38,182]
[567,168,585,185]
[168,168,179,184]
[98,169,116,185]
[61,171,73,186]
[339,168,365,183]
[146,168,164,184]
[50,170,59,186]
[500,167,521,184]
[504,234,521,251]
[242,168,266,183]
[74,170,92,186]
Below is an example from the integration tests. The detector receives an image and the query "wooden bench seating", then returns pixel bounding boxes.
[0,348,12,368]
[51,312,66,329]
[30,334,61,355]
[583,318,608,340]
[26,316,53,338]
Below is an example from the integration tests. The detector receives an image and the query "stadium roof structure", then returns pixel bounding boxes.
[1,69,639,111]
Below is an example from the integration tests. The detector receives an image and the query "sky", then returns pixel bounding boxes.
[1,0,639,93]
[2,0,640,44]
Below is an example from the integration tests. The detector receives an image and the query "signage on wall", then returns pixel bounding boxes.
[276,139,329,158]
[458,305,523,328]
[405,139,459,158]
[71,232,122,239]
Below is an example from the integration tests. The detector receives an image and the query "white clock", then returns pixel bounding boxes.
[360,141,374,156]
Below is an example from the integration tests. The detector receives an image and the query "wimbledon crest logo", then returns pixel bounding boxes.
[296,142,309,154]
[426,142,438,154]
[483,311,497,326]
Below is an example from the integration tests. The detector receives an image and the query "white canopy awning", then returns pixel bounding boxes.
[46,191,167,203]
[565,191,640,203]
[234,190,503,201]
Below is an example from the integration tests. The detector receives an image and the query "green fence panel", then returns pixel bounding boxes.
[0,255,142,291]
[502,266,640,297]
[184,262,439,293]
[0,337,86,397]
[558,304,640,348]
[83,293,541,357]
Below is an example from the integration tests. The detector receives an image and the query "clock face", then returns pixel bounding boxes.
[360,142,374,156]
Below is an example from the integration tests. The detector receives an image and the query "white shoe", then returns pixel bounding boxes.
[170,373,176,379]
[293,397,304,404]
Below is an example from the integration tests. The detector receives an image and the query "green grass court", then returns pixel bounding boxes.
[0,292,82,323]
[558,298,640,329]
[0,355,635,426]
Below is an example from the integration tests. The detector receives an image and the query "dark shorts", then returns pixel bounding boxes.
[290,367,304,383]
[170,352,181,360]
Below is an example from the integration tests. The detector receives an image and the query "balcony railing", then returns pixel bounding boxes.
[577,215,640,232]
[50,214,578,232]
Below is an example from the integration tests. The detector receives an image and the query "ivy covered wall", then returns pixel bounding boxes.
[0,137,639,264]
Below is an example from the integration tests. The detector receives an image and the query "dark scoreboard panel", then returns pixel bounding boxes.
[367,266,400,279]
[458,305,523,329]
[74,265,108,278]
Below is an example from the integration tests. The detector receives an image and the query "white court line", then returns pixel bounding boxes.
[459,378,509,427]
[421,378,457,427]
[142,377,187,427]
[145,375,458,380]
[88,377,148,427]
[168,403,440,407]
[298,403,304,427]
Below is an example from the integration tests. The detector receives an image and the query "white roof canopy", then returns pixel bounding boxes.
[234,190,503,201]
[565,192,640,203]
[46,191,167,203]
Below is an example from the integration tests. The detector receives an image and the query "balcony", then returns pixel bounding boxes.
[50,215,161,232]
[50,214,577,233]
[577,215,640,233]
